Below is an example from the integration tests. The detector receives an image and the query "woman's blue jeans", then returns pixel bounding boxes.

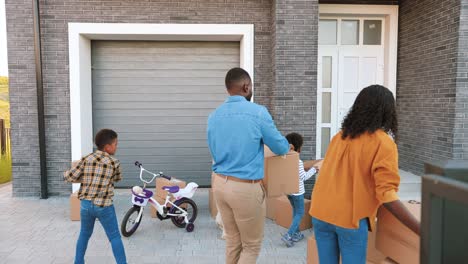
[312,217,368,264]
[75,200,127,264]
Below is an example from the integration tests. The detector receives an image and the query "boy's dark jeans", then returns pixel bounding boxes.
[287,194,305,236]
[75,200,127,264]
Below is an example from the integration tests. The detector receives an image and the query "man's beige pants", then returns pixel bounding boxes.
[213,173,266,264]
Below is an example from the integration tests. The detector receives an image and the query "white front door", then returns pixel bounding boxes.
[317,17,386,158]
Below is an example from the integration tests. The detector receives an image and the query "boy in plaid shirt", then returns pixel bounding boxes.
[64,129,127,264]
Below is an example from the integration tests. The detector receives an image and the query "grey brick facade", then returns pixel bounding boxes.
[5,0,42,197]
[5,0,467,197]
[6,0,320,196]
[271,0,318,196]
[453,0,468,159]
[397,0,462,174]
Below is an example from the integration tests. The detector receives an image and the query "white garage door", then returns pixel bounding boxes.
[92,41,240,187]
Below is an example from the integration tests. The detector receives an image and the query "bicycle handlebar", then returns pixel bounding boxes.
[134,161,171,183]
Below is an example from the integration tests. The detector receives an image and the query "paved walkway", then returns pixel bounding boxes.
[0,184,309,264]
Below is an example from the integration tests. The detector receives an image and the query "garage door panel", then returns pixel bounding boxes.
[94,101,223,110]
[94,109,213,117]
[116,133,207,141]
[93,69,231,78]
[93,85,226,94]
[92,41,239,187]
[93,116,208,125]
[117,147,210,156]
[92,41,239,54]
[95,124,206,133]
[117,141,208,149]
[94,54,240,63]
[92,76,226,86]
[92,93,226,102]
[93,61,234,70]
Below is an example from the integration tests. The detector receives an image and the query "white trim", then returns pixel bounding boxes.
[319,4,398,94]
[68,23,254,192]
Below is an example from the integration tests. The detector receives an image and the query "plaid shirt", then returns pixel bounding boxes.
[64,150,122,207]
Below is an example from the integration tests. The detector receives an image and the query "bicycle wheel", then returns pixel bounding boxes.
[169,198,198,228]
[121,206,142,237]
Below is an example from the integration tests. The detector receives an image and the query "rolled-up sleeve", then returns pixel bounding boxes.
[372,140,400,204]
[259,107,289,155]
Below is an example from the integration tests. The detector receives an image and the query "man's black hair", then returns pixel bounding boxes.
[225,67,251,89]
[95,129,118,150]
[286,132,303,152]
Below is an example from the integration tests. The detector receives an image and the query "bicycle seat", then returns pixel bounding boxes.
[162,186,180,193]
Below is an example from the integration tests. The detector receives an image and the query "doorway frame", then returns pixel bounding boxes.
[316,5,399,159]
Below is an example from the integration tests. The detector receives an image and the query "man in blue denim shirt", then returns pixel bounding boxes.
[208,68,289,264]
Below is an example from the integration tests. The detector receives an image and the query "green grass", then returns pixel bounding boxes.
[0,77,9,128]
[0,77,11,183]
[0,156,12,184]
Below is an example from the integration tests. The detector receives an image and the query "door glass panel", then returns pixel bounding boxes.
[319,20,337,45]
[322,92,331,123]
[341,20,359,45]
[322,56,332,88]
[364,20,382,45]
[321,128,331,158]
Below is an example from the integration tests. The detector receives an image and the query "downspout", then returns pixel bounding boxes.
[32,0,48,199]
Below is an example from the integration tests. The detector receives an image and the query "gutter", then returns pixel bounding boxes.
[32,0,48,199]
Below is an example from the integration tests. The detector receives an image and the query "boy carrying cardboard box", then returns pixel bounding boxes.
[280,133,321,247]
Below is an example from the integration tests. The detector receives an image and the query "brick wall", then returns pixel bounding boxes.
[5,0,42,197]
[7,0,276,196]
[271,0,319,195]
[397,0,461,174]
[453,0,468,159]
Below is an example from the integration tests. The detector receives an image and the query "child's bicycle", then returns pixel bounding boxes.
[120,161,199,237]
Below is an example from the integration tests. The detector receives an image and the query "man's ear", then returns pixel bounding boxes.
[242,83,249,93]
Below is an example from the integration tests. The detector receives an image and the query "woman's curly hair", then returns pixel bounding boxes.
[341,85,398,140]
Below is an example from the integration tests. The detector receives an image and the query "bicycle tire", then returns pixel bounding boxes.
[169,198,198,228]
[121,206,142,237]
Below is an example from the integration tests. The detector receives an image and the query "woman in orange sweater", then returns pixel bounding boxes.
[309,85,420,264]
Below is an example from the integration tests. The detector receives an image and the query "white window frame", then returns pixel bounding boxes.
[68,23,254,192]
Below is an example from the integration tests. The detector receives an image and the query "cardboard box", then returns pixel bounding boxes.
[376,201,421,264]
[209,188,218,219]
[263,147,299,197]
[274,196,312,231]
[307,235,319,264]
[150,177,187,218]
[368,230,387,264]
[70,192,80,221]
[266,197,277,220]
[308,234,389,264]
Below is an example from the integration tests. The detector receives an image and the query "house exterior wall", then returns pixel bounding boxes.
[5,0,466,197]
[397,0,462,174]
[6,0,320,196]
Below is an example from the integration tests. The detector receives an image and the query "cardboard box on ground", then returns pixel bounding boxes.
[307,231,391,264]
[274,196,312,231]
[150,177,187,218]
[70,160,81,221]
[70,192,80,221]
[376,201,421,264]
